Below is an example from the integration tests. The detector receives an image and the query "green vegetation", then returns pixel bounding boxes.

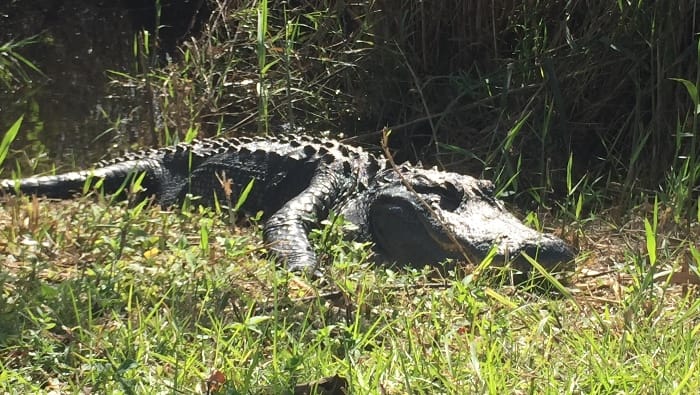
[2,0,700,393]
[0,35,42,89]
[1,193,697,393]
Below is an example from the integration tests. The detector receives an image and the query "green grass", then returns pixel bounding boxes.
[2,0,700,393]
[1,192,699,393]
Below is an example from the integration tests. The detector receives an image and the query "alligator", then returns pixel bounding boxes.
[0,134,575,276]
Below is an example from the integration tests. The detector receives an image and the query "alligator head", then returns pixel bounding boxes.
[339,166,575,273]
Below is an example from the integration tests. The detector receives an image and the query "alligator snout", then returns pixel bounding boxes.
[501,234,576,273]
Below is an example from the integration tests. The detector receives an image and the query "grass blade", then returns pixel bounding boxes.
[0,115,23,168]
[234,178,255,212]
[644,218,656,266]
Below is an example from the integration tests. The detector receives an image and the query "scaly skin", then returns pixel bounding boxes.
[1,134,575,275]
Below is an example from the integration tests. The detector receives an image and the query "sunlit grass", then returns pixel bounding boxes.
[0,191,698,393]
[2,0,700,393]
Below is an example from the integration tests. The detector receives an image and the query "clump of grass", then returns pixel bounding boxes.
[0,35,43,89]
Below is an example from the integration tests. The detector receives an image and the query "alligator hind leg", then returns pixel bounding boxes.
[263,167,353,276]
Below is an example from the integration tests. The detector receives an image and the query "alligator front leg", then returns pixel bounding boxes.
[263,167,352,276]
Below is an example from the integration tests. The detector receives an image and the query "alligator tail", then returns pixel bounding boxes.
[0,159,163,199]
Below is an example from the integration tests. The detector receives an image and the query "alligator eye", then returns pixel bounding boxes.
[413,184,462,211]
[439,184,462,211]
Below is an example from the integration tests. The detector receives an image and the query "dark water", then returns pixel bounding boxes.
[0,0,207,172]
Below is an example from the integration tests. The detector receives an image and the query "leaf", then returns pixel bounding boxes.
[484,287,518,308]
[524,253,575,300]
[503,111,531,151]
[643,218,656,265]
[184,126,199,143]
[670,78,699,113]
[566,153,573,194]
[246,315,271,326]
[0,115,22,167]
[234,178,255,212]
[690,244,700,266]
[130,171,147,194]
[143,247,160,259]
[234,315,272,335]
[575,193,583,220]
